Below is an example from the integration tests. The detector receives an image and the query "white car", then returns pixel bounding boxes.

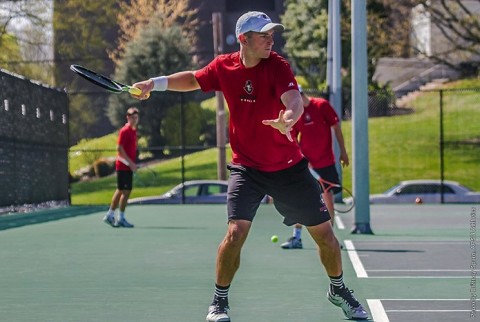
[129,180,229,204]
[369,179,480,204]
[129,180,271,205]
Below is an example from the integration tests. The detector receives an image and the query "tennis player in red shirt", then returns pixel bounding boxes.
[103,107,138,228]
[132,11,367,321]
[281,86,350,249]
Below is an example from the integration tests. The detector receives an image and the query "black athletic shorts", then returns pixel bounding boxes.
[312,164,341,194]
[227,159,330,227]
[117,170,133,190]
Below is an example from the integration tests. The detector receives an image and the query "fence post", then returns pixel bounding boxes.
[212,12,227,181]
[439,89,445,203]
[181,93,186,204]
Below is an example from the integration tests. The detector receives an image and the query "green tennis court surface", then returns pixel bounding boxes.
[0,204,477,321]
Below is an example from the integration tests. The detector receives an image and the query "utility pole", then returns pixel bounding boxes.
[351,0,373,234]
[327,0,343,202]
[212,12,227,180]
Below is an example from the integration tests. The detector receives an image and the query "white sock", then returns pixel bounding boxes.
[107,208,115,217]
[293,226,302,239]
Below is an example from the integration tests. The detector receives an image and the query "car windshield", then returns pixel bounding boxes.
[163,184,184,198]
[458,183,474,192]
[385,185,401,195]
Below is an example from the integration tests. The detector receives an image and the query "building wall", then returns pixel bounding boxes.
[411,1,480,64]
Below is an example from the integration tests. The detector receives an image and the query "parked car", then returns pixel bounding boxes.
[129,180,271,204]
[369,179,480,204]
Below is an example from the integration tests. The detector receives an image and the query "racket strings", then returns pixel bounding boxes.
[70,65,123,93]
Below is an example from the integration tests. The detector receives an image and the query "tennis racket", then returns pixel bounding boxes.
[118,157,157,187]
[309,168,355,213]
[70,64,144,96]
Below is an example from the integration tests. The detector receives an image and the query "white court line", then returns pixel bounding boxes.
[387,309,476,313]
[368,269,477,272]
[353,240,468,244]
[367,299,479,321]
[381,298,478,301]
[334,215,345,230]
[344,240,368,278]
[366,276,471,279]
[367,299,389,322]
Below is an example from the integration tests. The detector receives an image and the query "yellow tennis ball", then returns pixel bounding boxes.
[271,235,279,243]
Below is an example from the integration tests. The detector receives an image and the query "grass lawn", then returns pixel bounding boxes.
[70,80,480,205]
[340,84,480,193]
[70,148,233,204]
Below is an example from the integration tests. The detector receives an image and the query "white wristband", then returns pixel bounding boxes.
[150,76,168,91]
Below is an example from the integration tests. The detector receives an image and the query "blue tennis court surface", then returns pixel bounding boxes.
[0,204,477,321]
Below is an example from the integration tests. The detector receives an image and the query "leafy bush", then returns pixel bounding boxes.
[93,158,115,178]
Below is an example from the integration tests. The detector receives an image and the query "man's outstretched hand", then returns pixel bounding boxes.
[262,110,294,142]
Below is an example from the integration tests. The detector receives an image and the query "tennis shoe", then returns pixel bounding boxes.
[206,298,230,322]
[280,237,303,249]
[116,218,134,228]
[103,215,117,227]
[327,285,368,320]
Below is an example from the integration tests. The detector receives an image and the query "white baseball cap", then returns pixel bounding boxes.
[235,11,284,38]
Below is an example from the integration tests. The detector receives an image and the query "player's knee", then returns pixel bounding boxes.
[225,221,250,246]
[309,222,337,246]
[323,230,339,248]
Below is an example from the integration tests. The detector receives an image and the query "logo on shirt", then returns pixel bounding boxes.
[244,80,253,94]
[303,112,313,124]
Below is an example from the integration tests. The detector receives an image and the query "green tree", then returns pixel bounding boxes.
[281,0,329,89]
[374,0,416,58]
[53,0,119,72]
[0,0,52,82]
[53,0,120,144]
[162,101,216,153]
[0,33,22,66]
[282,0,416,88]
[110,0,198,64]
[343,0,414,81]
[107,18,200,156]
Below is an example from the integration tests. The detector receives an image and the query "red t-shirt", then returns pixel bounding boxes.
[294,97,339,168]
[195,51,303,172]
[115,123,137,171]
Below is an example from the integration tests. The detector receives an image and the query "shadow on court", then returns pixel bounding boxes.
[0,206,105,231]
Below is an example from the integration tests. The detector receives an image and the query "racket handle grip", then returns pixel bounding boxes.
[129,87,142,96]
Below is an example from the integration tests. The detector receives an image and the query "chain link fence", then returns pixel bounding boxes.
[68,87,479,205]
[0,73,476,208]
[344,88,480,195]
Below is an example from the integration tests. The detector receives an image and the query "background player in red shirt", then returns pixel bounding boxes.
[281,86,349,249]
[131,11,367,322]
[103,107,139,228]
